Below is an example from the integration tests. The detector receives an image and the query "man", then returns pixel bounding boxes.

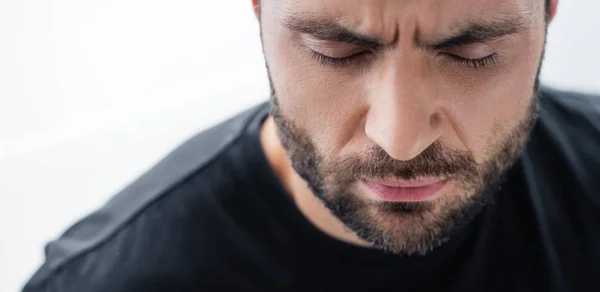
[23,0,600,291]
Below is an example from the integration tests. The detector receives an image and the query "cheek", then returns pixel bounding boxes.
[264,29,369,157]
[442,32,544,162]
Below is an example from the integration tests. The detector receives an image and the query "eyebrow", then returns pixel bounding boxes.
[424,17,532,50]
[279,17,382,47]
[279,14,532,50]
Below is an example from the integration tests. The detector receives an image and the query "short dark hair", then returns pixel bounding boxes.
[258,1,551,21]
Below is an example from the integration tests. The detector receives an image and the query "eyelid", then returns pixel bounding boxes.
[301,36,369,58]
[440,52,499,69]
[311,47,367,59]
[300,34,358,47]
[442,43,495,59]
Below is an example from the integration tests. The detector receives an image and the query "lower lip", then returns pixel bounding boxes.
[361,179,449,202]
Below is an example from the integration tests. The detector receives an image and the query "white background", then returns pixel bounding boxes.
[1,1,599,291]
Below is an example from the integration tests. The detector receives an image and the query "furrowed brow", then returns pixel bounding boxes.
[279,15,382,47]
[424,16,532,50]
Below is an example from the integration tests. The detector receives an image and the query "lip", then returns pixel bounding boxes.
[361,178,449,202]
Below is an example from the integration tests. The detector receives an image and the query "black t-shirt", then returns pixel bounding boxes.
[23,87,600,292]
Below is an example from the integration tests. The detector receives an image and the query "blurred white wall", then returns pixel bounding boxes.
[0,1,598,291]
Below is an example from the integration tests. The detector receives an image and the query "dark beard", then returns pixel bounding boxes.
[263,27,546,256]
[270,94,538,255]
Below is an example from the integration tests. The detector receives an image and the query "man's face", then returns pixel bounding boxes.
[260,0,547,255]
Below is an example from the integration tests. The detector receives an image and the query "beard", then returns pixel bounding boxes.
[270,94,538,255]
[265,43,545,257]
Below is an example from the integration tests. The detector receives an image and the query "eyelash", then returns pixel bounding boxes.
[311,51,369,68]
[311,51,498,69]
[441,52,498,69]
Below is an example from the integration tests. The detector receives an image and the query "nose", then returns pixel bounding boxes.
[365,53,443,161]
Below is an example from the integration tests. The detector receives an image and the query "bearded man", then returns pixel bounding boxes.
[24,1,600,291]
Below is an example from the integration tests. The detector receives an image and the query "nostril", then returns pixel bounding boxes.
[431,112,442,127]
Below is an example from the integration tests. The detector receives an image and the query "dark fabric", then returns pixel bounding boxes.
[23,87,600,292]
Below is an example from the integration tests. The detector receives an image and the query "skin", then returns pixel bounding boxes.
[254,0,559,255]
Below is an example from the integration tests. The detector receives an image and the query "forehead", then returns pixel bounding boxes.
[271,0,536,43]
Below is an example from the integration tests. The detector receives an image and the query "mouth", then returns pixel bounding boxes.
[361,177,450,202]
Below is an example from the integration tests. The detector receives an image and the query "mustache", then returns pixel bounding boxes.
[334,142,478,181]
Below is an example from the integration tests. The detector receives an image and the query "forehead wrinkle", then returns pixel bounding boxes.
[275,0,536,48]
[340,2,401,45]
[275,0,337,23]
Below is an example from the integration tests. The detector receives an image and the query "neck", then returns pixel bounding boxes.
[260,116,370,247]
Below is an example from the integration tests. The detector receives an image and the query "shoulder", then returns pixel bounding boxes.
[537,86,600,158]
[538,86,600,139]
[527,86,600,194]
[520,88,600,272]
[22,103,269,292]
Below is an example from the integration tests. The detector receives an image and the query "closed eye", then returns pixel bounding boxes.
[310,48,498,69]
[441,52,498,69]
[311,50,371,68]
